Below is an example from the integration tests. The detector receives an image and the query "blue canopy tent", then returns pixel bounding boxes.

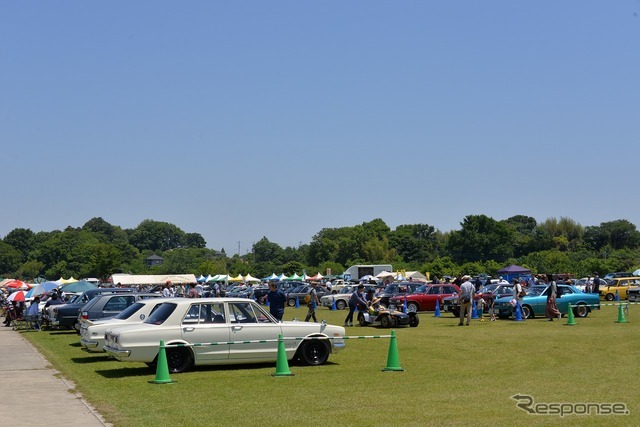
[497,265,532,283]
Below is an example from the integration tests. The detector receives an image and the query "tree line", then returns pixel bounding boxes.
[1,216,639,282]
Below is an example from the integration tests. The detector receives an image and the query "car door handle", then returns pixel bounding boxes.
[232,326,242,332]
[184,327,195,332]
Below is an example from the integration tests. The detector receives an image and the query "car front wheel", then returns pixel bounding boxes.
[407,302,419,313]
[605,293,615,301]
[166,347,193,373]
[336,300,347,310]
[287,298,297,307]
[380,315,392,328]
[521,305,534,319]
[298,340,330,365]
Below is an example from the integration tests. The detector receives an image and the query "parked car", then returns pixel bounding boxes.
[442,283,515,317]
[103,298,346,373]
[377,282,421,307]
[285,284,329,307]
[76,292,164,331]
[319,285,376,310]
[80,298,171,352]
[604,272,635,281]
[44,288,137,329]
[388,284,459,312]
[493,284,600,319]
[599,277,640,301]
[627,285,640,302]
[357,306,419,328]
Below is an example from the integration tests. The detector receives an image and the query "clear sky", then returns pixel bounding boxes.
[2,1,639,255]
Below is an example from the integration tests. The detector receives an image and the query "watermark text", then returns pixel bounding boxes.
[511,394,629,417]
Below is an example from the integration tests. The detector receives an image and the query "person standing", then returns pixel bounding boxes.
[27,296,41,330]
[592,272,601,295]
[458,275,475,326]
[305,282,320,322]
[513,279,526,320]
[266,282,286,321]
[345,284,368,326]
[545,275,561,321]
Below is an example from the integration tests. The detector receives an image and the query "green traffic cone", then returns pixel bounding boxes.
[151,340,174,384]
[382,330,404,372]
[615,302,629,323]
[272,334,294,376]
[565,304,576,326]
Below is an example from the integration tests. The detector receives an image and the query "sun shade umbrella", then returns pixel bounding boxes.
[26,281,59,297]
[5,280,29,290]
[8,290,26,302]
[59,280,97,293]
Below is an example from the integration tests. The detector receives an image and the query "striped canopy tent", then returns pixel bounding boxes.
[196,275,207,283]
[228,274,245,282]
[264,273,279,281]
[307,272,324,281]
[285,273,302,281]
[57,277,78,284]
[277,273,289,281]
[244,274,261,283]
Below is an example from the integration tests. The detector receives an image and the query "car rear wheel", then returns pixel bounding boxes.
[287,298,297,307]
[380,315,392,328]
[336,300,347,310]
[605,293,614,301]
[573,303,589,318]
[166,347,193,373]
[407,302,419,313]
[298,340,330,365]
[409,313,419,327]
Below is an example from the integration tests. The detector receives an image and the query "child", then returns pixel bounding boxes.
[476,297,486,322]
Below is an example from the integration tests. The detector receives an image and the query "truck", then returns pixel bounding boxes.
[343,265,393,282]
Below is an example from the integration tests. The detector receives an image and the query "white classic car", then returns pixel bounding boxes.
[80,297,172,352]
[103,298,346,373]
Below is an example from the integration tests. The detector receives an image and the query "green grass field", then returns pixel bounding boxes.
[23,304,640,426]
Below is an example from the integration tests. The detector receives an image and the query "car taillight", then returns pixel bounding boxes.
[81,312,88,320]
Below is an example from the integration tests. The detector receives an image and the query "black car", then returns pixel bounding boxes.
[44,288,137,329]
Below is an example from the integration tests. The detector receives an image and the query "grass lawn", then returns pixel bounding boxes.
[23,304,640,426]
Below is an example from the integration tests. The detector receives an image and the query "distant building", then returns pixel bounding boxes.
[145,254,164,267]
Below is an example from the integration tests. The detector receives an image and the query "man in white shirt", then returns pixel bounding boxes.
[458,276,475,326]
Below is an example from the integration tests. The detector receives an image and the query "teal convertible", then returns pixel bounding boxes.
[493,284,600,319]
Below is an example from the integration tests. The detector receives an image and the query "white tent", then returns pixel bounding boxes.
[244,274,261,282]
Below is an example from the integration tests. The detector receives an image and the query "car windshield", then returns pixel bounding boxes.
[527,286,546,297]
[339,286,354,294]
[143,303,177,325]
[290,285,304,293]
[479,284,499,294]
[113,302,145,320]
[383,284,398,293]
[415,285,428,293]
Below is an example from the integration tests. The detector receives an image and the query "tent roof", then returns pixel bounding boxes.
[497,264,531,274]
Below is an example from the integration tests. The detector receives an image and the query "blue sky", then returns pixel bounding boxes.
[2,1,639,255]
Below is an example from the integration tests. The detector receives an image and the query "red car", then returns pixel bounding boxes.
[389,284,460,312]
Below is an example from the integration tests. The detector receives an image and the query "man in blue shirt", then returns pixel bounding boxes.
[266,282,286,322]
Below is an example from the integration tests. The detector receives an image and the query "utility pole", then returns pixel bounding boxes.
[237,241,240,256]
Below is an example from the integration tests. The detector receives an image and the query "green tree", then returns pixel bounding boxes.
[0,241,23,275]
[447,215,514,263]
[86,243,124,280]
[3,228,36,262]
[128,220,186,252]
[185,232,206,248]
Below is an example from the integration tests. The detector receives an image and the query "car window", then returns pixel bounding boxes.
[144,303,177,325]
[229,302,258,324]
[103,295,136,311]
[198,303,225,324]
[113,302,145,320]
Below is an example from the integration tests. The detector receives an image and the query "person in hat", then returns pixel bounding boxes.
[458,275,475,326]
[267,282,286,322]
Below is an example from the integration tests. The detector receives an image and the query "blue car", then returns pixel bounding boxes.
[493,284,600,319]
